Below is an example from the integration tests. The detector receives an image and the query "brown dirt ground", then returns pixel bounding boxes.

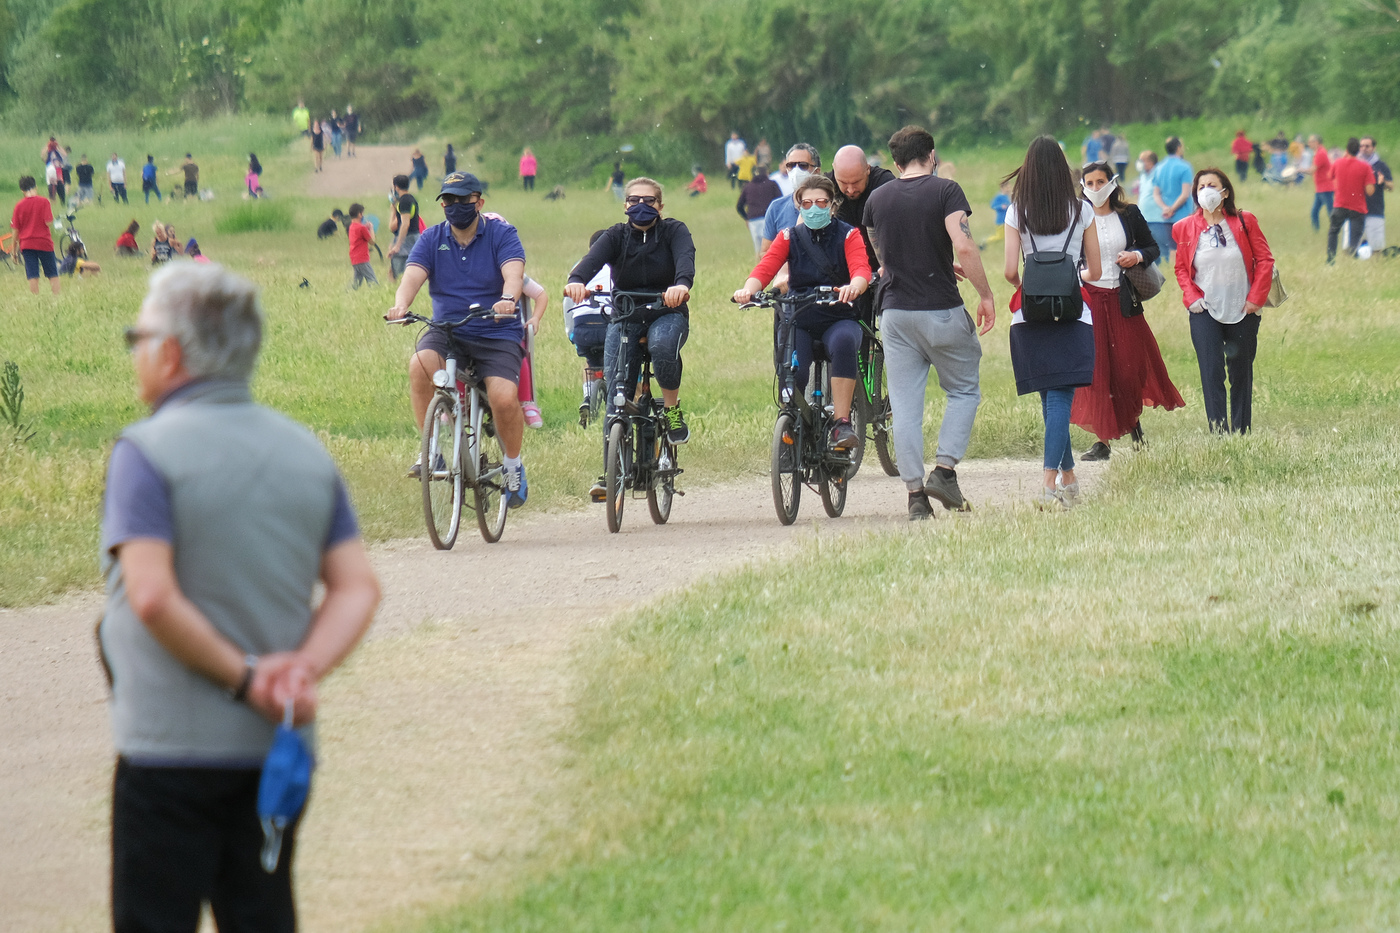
[0,460,1103,933]
[303,146,419,200]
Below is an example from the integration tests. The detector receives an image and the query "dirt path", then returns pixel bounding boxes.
[0,461,1102,933]
[303,145,418,199]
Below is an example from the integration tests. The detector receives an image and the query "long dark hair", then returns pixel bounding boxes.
[1004,136,1079,236]
[248,153,262,175]
[1082,161,1128,214]
[1192,167,1238,216]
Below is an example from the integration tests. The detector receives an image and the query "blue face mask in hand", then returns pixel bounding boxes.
[443,201,479,229]
[800,205,832,230]
[625,202,660,226]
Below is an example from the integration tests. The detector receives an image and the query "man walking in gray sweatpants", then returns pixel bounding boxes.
[863,126,996,520]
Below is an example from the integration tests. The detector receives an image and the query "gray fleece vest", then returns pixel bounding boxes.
[100,380,340,763]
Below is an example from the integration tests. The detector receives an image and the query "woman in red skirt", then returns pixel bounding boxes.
[1074,161,1183,459]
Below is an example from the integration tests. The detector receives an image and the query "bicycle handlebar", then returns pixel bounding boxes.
[732,286,840,311]
[384,304,517,329]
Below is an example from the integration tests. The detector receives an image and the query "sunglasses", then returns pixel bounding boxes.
[785,160,815,171]
[1207,223,1227,248]
[123,327,162,351]
[624,195,659,206]
[798,197,832,209]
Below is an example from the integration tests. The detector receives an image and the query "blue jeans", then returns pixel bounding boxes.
[1147,222,1175,264]
[603,313,688,412]
[1040,388,1075,471]
[1311,191,1333,231]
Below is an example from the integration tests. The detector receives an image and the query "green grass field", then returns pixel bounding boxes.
[3,118,1399,927]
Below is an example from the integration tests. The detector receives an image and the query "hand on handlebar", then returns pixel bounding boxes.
[837,280,867,305]
[663,285,690,308]
[492,298,518,318]
[386,304,409,321]
[732,286,756,305]
[563,282,589,303]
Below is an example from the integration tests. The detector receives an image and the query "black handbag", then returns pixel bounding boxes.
[1021,223,1081,324]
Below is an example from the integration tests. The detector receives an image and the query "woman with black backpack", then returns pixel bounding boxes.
[1002,136,1101,509]
[1073,161,1183,461]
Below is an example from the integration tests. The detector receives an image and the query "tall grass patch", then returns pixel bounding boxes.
[215,200,295,234]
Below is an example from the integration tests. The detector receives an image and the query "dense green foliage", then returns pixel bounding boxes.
[4,0,1398,164]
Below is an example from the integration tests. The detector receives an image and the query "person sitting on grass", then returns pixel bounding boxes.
[115,220,141,257]
[151,223,176,265]
[59,242,100,276]
[185,239,210,264]
[318,209,346,239]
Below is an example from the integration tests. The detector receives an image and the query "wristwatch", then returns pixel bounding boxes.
[228,654,258,702]
[500,294,518,303]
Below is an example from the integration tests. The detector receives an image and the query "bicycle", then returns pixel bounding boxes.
[853,319,899,477]
[57,208,87,260]
[598,290,684,533]
[735,287,854,525]
[386,307,515,548]
[0,233,18,273]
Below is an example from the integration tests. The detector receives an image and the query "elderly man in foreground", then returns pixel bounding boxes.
[100,262,380,933]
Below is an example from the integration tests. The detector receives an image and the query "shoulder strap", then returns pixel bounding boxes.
[791,224,844,283]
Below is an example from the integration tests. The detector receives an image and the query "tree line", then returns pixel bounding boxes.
[2,0,1395,169]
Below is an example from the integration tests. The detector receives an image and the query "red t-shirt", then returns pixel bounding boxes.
[116,231,138,250]
[1313,148,1334,193]
[348,219,374,264]
[11,195,54,251]
[1231,136,1252,160]
[1331,156,1376,214]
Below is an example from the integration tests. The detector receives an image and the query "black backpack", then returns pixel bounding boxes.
[1021,219,1081,324]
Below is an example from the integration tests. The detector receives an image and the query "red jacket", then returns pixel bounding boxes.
[1172,210,1275,310]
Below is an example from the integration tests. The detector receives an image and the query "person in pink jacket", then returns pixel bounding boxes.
[519,148,537,192]
[1172,168,1275,434]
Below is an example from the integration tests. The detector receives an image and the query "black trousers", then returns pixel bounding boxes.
[112,758,302,933]
[1327,207,1366,262]
[1188,311,1261,434]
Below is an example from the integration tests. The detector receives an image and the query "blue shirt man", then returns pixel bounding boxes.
[1149,138,1193,261]
[388,171,531,504]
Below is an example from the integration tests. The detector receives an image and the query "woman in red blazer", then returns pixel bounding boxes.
[1172,168,1274,434]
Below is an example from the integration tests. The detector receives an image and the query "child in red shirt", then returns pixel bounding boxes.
[347,203,378,288]
[686,168,707,197]
[115,219,140,256]
[10,175,59,294]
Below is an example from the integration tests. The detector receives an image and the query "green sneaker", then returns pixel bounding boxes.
[663,405,690,445]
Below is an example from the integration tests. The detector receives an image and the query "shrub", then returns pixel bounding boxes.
[215,201,294,234]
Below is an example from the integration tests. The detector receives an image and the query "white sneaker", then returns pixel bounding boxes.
[1056,480,1080,509]
[1035,486,1065,510]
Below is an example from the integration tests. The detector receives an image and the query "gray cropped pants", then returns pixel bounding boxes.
[881,307,983,490]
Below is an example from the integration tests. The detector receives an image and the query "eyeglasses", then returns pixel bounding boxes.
[624,195,659,206]
[1207,223,1227,248]
[123,327,162,351]
[784,160,815,171]
[440,194,480,205]
[798,197,832,209]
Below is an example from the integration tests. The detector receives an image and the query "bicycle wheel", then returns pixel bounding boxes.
[473,407,509,543]
[866,347,899,477]
[820,464,848,518]
[589,377,606,426]
[771,412,801,525]
[57,233,71,261]
[420,394,463,550]
[605,419,627,533]
[647,431,675,525]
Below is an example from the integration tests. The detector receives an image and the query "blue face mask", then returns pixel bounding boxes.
[800,204,832,230]
[626,202,660,226]
[443,201,479,229]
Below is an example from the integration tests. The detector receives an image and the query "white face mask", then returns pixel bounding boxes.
[1082,178,1117,208]
[1197,187,1224,212]
[788,167,810,187]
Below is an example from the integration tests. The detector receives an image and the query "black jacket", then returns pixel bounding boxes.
[831,165,895,273]
[1115,203,1159,316]
[568,218,697,318]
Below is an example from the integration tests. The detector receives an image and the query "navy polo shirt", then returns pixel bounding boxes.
[407,218,527,341]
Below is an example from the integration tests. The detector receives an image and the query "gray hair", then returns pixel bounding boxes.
[144,262,263,381]
[785,143,822,168]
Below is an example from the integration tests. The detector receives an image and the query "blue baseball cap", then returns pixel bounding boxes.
[439,172,484,198]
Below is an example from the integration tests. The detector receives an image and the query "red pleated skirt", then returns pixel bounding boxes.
[1072,283,1185,441]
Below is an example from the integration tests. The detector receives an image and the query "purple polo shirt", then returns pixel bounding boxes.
[406,217,527,341]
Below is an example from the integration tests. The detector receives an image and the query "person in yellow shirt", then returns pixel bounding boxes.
[292,99,310,137]
[736,149,757,185]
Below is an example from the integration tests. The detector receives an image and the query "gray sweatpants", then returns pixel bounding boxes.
[882,307,982,490]
[351,262,378,289]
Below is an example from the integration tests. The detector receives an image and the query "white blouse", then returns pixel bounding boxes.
[1192,221,1249,324]
[1006,201,1095,326]
[1088,212,1127,288]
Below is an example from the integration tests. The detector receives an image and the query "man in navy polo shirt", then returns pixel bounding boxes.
[387,171,530,506]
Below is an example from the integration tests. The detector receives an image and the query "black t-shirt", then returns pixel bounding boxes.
[1366,159,1391,217]
[75,164,95,186]
[395,194,421,234]
[863,174,972,311]
[611,168,625,186]
[831,165,894,273]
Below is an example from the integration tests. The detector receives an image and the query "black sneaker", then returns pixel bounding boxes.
[1129,422,1146,450]
[663,405,690,445]
[1082,441,1111,461]
[589,475,607,502]
[829,418,858,451]
[923,466,970,512]
[908,492,934,521]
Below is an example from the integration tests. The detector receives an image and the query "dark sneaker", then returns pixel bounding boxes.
[578,403,590,427]
[663,405,690,445]
[1129,422,1146,450]
[406,453,445,479]
[829,418,858,451]
[908,492,934,521]
[924,467,970,512]
[507,462,527,509]
[1082,441,1111,461]
[589,475,607,502]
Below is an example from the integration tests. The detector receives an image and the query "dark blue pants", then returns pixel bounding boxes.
[604,312,688,407]
[1189,311,1260,434]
